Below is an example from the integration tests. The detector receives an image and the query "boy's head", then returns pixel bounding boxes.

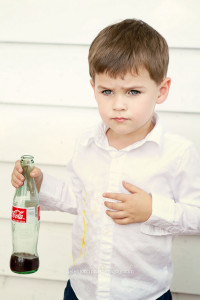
[88,19,169,85]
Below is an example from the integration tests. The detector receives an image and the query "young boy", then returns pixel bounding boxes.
[11,19,200,300]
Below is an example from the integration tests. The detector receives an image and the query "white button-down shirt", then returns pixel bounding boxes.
[40,114,200,300]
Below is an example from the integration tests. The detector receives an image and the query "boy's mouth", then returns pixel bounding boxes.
[112,117,128,123]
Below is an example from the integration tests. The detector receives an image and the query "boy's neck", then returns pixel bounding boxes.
[106,119,155,151]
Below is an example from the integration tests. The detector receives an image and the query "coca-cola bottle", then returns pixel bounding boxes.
[10,155,40,274]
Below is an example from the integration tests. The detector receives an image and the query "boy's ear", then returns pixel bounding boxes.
[90,79,95,91]
[156,77,171,104]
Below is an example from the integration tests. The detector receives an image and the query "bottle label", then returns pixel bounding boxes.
[12,206,27,223]
[12,206,40,223]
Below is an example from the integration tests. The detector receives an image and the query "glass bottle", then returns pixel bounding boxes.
[10,155,40,274]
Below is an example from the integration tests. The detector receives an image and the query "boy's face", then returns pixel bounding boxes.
[90,68,170,145]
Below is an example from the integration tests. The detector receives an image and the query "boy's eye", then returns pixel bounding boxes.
[102,90,113,95]
[129,90,140,95]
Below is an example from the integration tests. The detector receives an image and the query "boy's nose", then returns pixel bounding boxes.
[112,95,127,111]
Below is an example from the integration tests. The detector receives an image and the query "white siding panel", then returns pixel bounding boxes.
[0,44,200,113]
[162,49,200,113]
[0,104,101,165]
[0,43,92,108]
[0,276,66,300]
[0,0,199,48]
[172,294,200,300]
[171,236,200,295]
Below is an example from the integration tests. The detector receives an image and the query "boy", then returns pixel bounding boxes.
[11,19,200,300]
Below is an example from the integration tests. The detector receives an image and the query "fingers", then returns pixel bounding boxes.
[104,201,129,223]
[11,160,24,188]
[103,182,142,202]
[106,209,126,219]
[15,160,23,173]
[30,167,41,178]
[113,218,130,225]
[122,181,142,193]
[30,167,43,193]
[103,192,130,202]
[104,201,124,211]
[105,208,131,225]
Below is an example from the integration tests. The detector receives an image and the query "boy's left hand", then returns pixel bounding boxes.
[103,181,152,225]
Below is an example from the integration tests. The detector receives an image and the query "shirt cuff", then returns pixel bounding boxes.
[39,173,65,211]
[141,193,176,236]
[147,193,175,224]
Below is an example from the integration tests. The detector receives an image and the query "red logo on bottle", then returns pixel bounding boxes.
[38,206,40,221]
[12,206,27,223]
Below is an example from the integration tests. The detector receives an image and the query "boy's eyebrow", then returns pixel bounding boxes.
[97,85,111,90]
[121,86,145,90]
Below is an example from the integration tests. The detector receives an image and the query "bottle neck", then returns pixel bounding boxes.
[20,155,34,180]
[22,164,34,180]
[15,155,38,198]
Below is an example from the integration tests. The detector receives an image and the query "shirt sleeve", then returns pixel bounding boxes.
[39,159,82,215]
[141,143,200,236]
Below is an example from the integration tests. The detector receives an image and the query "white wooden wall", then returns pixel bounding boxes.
[0,0,200,299]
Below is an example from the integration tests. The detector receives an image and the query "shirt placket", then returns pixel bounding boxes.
[96,151,125,300]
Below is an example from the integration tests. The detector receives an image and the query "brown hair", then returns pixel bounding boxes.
[88,19,169,84]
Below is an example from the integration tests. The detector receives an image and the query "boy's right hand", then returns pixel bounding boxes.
[11,160,43,193]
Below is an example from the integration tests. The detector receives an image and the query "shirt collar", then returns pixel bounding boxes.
[145,113,164,146]
[81,113,164,151]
